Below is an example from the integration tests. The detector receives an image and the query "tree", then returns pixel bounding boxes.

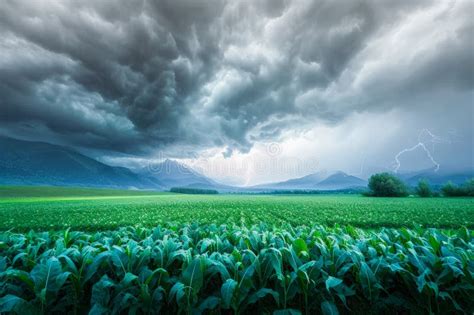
[442,179,474,197]
[367,173,408,197]
[463,178,474,196]
[415,179,432,197]
[441,181,463,197]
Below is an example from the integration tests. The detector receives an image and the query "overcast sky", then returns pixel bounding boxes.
[1,0,473,185]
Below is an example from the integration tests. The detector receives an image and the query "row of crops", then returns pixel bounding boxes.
[2,195,473,230]
[0,224,473,314]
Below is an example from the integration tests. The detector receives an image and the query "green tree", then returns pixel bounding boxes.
[463,178,474,196]
[441,181,463,197]
[415,179,432,197]
[442,178,474,197]
[367,173,408,197]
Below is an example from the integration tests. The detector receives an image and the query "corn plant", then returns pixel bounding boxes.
[0,224,473,314]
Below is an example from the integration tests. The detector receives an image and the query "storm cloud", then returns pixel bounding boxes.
[0,0,472,163]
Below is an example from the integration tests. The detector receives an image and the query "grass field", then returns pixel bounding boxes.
[0,185,166,198]
[1,186,473,231]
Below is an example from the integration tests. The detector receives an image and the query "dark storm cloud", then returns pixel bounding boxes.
[0,0,472,157]
[0,0,224,152]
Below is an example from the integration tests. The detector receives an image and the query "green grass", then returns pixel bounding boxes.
[0,187,473,231]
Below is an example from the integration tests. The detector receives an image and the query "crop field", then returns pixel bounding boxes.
[1,187,473,314]
[0,187,474,231]
[1,224,473,314]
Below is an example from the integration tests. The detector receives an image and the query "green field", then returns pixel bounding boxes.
[0,185,166,198]
[1,186,473,314]
[1,223,473,314]
[1,186,473,231]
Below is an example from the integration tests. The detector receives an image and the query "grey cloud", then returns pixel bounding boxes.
[0,0,472,160]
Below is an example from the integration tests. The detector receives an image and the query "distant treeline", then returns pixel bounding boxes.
[441,180,474,197]
[170,187,218,194]
[249,188,364,195]
[170,176,474,197]
[365,172,474,197]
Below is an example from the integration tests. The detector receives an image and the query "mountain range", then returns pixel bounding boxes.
[137,159,226,190]
[0,136,471,192]
[0,137,221,190]
[397,168,474,188]
[251,171,367,191]
[0,136,159,189]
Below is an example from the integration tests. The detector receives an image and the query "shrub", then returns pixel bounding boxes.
[367,173,408,197]
[415,179,432,197]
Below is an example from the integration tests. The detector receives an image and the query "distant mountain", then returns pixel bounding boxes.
[251,171,366,191]
[315,171,367,190]
[138,159,225,190]
[0,136,162,189]
[252,171,328,190]
[3,135,470,193]
[0,136,234,191]
[397,168,474,187]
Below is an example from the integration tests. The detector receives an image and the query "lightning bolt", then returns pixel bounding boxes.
[393,129,448,173]
[393,143,440,173]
